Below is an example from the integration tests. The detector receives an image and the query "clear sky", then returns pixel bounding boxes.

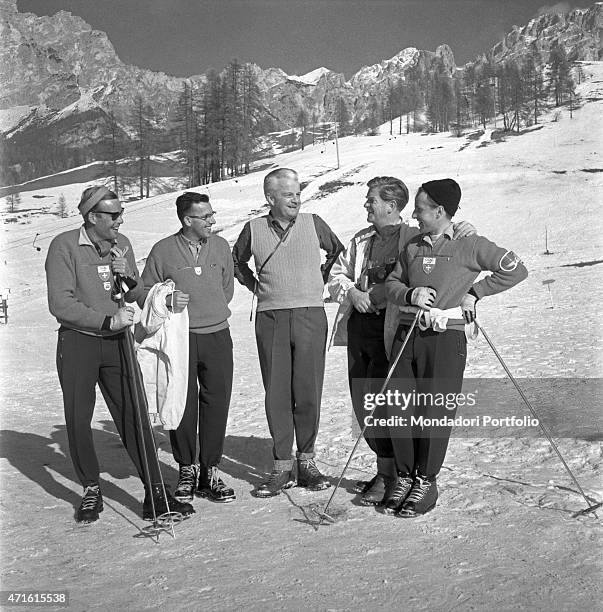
[17,0,587,78]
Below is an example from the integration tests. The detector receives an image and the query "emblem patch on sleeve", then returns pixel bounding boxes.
[499,251,521,271]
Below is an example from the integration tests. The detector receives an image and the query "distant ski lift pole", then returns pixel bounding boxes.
[542,279,555,309]
[0,289,8,324]
[490,76,497,129]
[334,121,340,170]
[544,226,553,255]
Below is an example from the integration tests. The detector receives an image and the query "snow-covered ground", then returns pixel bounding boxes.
[0,64,601,611]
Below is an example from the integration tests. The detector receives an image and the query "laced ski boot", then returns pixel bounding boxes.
[297,458,331,491]
[397,474,438,517]
[143,484,195,520]
[382,473,414,515]
[253,469,296,498]
[76,484,103,523]
[360,457,397,506]
[174,464,198,503]
[196,466,236,503]
[352,475,377,495]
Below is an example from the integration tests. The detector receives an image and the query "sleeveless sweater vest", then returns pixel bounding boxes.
[250,213,324,311]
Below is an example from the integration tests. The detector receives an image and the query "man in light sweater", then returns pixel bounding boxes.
[142,192,236,504]
[45,185,194,523]
[233,168,344,497]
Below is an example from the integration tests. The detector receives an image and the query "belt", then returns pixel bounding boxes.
[351,309,385,319]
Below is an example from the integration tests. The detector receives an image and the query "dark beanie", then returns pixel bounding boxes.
[421,179,461,217]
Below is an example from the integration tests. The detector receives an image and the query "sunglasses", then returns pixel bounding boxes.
[93,209,123,221]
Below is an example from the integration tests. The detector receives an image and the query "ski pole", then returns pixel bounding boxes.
[475,319,598,518]
[114,275,176,539]
[316,309,422,526]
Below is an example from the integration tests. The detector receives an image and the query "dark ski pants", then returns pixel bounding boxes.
[56,328,161,487]
[388,325,467,478]
[347,310,394,458]
[255,307,327,462]
[170,329,233,469]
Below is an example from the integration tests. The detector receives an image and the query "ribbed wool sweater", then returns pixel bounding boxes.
[45,227,143,335]
[142,232,233,333]
[386,227,528,329]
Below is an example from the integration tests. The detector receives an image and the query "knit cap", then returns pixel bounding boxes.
[421,179,461,216]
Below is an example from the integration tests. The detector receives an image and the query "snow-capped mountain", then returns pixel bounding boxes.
[0,0,601,185]
[488,4,602,64]
[288,67,333,85]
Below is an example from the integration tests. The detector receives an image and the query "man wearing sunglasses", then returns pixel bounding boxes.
[45,185,195,523]
[142,191,236,505]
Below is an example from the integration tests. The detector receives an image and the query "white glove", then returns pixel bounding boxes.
[410,287,437,309]
[110,306,135,330]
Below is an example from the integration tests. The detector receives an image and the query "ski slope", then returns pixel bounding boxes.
[0,63,601,611]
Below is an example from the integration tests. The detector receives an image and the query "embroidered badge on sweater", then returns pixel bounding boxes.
[422,257,436,274]
[98,265,112,290]
[97,265,110,281]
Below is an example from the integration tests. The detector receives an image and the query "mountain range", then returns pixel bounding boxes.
[0,0,601,186]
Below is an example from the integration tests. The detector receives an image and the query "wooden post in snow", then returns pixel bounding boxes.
[334,121,340,170]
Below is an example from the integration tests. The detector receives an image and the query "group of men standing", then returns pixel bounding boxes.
[45,167,526,524]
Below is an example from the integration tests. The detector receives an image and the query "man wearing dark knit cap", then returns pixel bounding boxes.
[328,176,476,508]
[383,178,528,517]
[45,186,194,523]
[142,191,236,505]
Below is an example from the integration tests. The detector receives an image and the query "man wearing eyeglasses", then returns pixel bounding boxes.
[45,185,195,523]
[142,191,236,505]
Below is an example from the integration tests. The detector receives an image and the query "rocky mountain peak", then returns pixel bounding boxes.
[1,1,601,186]
[488,4,601,63]
[435,44,456,73]
[289,67,333,85]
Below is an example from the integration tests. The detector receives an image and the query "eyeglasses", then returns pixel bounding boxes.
[187,212,216,221]
[93,210,123,221]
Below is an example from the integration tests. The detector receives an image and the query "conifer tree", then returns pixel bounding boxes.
[365,98,382,135]
[474,82,494,129]
[132,95,154,198]
[427,58,455,132]
[295,108,309,150]
[7,192,20,213]
[524,54,544,125]
[334,98,351,136]
[495,63,511,131]
[57,193,68,218]
[506,61,524,132]
[172,82,196,187]
[241,64,262,173]
[549,45,573,107]
[105,109,123,194]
